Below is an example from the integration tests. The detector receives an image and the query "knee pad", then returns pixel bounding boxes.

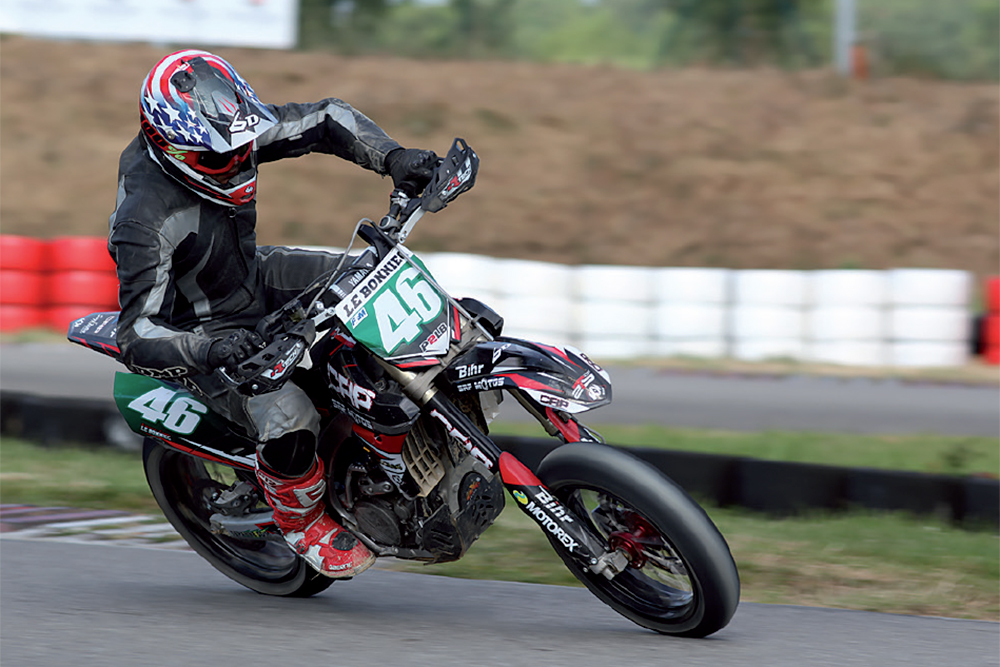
[256,430,318,478]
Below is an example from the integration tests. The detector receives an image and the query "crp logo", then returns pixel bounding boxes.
[329,367,376,411]
[442,158,473,199]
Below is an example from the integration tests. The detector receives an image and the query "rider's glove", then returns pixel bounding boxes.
[385,147,439,197]
[207,329,266,372]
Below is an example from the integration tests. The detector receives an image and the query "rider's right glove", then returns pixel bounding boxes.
[207,329,266,372]
[385,147,439,197]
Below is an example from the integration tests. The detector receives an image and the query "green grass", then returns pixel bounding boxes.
[491,421,1000,477]
[2,436,997,620]
[0,438,157,512]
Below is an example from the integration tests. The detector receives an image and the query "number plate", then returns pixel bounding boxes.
[114,373,216,440]
[333,248,450,359]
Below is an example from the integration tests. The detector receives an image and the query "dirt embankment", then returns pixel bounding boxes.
[1,36,997,283]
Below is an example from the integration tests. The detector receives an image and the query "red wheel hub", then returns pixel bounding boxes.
[607,512,659,569]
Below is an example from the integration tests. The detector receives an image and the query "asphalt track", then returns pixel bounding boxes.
[1,342,998,436]
[2,538,997,667]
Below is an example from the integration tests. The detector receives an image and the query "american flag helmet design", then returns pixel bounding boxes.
[139,50,277,206]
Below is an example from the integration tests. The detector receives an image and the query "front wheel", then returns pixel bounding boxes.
[536,443,739,637]
[142,439,334,597]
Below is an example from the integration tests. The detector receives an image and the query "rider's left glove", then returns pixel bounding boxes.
[207,329,266,372]
[385,147,439,197]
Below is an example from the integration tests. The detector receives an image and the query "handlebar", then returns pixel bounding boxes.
[377,188,425,243]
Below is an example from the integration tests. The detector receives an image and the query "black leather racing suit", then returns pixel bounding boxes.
[108,98,402,439]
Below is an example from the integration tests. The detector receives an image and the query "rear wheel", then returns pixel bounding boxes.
[536,443,739,637]
[142,438,334,597]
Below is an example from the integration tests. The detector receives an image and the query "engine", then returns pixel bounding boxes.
[316,325,504,562]
[332,409,504,564]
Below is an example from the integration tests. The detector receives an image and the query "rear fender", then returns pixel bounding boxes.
[67,311,121,360]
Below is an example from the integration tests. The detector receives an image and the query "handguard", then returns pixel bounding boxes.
[219,320,316,396]
[420,138,479,213]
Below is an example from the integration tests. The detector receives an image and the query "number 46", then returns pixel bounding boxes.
[373,267,443,352]
[128,387,207,435]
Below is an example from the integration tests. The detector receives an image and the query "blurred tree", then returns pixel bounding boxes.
[654,0,824,66]
[299,0,391,52]
[861,0,1000,80]
[295,0,996,80]
[452,0,517,56]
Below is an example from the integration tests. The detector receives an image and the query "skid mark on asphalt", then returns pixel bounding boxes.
[0,504,190,550]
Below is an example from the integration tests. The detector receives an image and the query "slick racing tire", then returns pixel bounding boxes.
[536,442,740,637]
[143,439,335,598]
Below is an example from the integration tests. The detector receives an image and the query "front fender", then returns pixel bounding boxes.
[441,337,612,414]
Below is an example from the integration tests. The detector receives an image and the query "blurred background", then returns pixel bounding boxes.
[1,0,998,368]
[0,0,998,627]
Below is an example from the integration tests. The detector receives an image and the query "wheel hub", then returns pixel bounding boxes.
[607,512,661,569]
[608,530,647,568]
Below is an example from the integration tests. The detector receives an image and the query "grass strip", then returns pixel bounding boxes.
[0,438,157,512]
[490,421,1000,477]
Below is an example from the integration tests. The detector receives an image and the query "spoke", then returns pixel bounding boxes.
[643,551,689,577]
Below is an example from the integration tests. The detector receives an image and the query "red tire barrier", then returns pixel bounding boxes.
[46,236,115,273]
[0,304,45,332]
[0,270,46,305]
[0,236,119,333]
[984,314,1000,348]
[45,271,119,307]
[983,314,1000,366]
[0,236,46,272]
[983,278,1000,365]
[987,276,1000,314]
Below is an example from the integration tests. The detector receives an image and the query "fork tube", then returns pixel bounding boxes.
[422,393,504,469]
[424,394,611,568]
[497,451,610,566]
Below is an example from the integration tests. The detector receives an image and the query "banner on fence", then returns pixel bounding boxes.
[0,0,298,50]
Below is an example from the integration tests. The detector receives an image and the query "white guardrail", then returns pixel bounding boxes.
[300,247,972,367]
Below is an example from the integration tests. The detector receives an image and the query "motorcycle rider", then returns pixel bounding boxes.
[109,49,439,578]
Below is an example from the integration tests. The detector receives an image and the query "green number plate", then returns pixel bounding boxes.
[333,248,450,359]
[114,372,213,440]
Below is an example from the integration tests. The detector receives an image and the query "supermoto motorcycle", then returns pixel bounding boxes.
[68,139,739,637]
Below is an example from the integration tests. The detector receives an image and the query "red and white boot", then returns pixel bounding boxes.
[255,457,375,578]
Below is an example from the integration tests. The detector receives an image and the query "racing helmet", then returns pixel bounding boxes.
[139,50,277,206]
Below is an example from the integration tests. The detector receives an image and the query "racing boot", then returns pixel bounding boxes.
[255,457,375,578]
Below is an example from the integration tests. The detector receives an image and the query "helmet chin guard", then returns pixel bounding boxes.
[139,50,277,206]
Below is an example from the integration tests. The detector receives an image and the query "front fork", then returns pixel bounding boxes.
[426,394,629,580]
[498,452,630,579]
